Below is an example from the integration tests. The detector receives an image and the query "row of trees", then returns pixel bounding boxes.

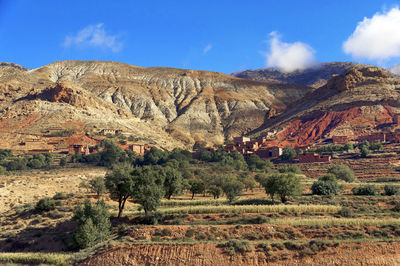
[0,150,54,171]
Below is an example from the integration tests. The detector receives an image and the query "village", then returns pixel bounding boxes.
[224,114,400,163]
[0,127,151,158]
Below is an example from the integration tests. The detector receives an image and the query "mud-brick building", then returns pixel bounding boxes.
[255,146,282,159]
[357,132,386,143]
[296,152,331,163]
[128,144,151,156]
[332,135,348,144]
[69,145,90,155]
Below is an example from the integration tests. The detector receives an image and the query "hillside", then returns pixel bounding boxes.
[0,61,310,150]
[232,62,370,88]
[249,66,400,146]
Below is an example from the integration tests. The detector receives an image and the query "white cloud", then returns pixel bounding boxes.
[266,32,316,72]
[343,7,400,61]
[389,64,400,75]
[203,44,212,55]
[63,23,123,52]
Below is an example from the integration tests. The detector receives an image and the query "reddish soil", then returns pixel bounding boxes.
[277,107,362,146]
[78,242,400,266]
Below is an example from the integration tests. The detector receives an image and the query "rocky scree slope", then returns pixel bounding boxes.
[0,61,309,149]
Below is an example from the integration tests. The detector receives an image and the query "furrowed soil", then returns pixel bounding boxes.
[78,242,400,266]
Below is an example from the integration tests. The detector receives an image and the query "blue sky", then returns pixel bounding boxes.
[1,0,400,73]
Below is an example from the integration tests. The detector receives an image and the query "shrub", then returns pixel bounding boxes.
[279,165,302,174]
[53,192,70,200]
[259,172,302,203]
[282,146,297,162]
[219,239,253,255]
[338,207,354,217]
[89,176,106,199]
[384,185,400,196]
[208,185,223,199]
[311,174,340,196]
[222,178,243,202]
[72,199,111,249]
[311,181,340,195]
[352,185,377,195]
[360,146,370,158]
[327,164,355,182]
[369,141,383,151]
[0,166,6,175]
[59,157,67,167]
[50,129,74,137]
[7,158,27,171]
[35,197,57,213]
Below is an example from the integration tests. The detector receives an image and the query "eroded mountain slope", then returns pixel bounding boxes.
[0,61,309,149]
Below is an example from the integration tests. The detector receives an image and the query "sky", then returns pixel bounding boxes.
[1,0,400,73]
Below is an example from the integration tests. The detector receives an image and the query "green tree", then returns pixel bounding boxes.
[242,176,257,192]
[130,166,164,215]
[278,165,302,174]
[360,145,370,158]
[207,185,223,199]
[282,146,297,162]
[89,176,106,199]
[311,174,341,195]
[99,139,124,167]
[72,199,111,249]
[259,173,302,203]
[162,166,183,200]
[188,179,205,199]
[143,147,168,165]
[222,178,243,202]
[327,164,355,182]
[105,163,135,218]
[59,157,68,167]
[28,158,44,169]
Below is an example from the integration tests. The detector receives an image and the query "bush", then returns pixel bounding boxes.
[59,157,68,167]
[311,180,340,195]
[222,177,243,202]
[0,166,6,175]
[384,185,400,196]
[279,165,302,174]
[7,158,27,171]
[360,146,370,158]
[35,197,57,213]
[259,172,302,203]
[50,129,74,137]
[338,207,354,217]
[219,239,254,255]
[208,185,223,199]
[327,164,355,182]
[53,192,70,200]
[352,185,377,195]
[282,146,297,162]
[89,176,106,198]
[72,199,111,249]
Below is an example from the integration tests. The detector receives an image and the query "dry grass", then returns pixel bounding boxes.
[0,252,72,265]
[271,218,400,226]
[125,204,341,215]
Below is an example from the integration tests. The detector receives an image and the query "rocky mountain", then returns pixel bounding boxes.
[249,66,400,146]
[1,60,399,151]
[232,62,370,88]
[0,61,311,150]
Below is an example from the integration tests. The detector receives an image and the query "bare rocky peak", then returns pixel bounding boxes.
[0,62,28,71]
[232,62,372,88]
